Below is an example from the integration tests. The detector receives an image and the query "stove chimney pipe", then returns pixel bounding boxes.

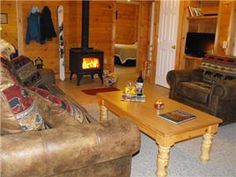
[81,0,89,50]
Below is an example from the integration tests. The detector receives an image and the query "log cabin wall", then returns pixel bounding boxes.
[0,1,18,47]
[115,2,138,44]
[16,1,114,75]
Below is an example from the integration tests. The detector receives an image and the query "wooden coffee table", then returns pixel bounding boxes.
[97,91,222,177]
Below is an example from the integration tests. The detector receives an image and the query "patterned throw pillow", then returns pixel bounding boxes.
[27,87,90,124]
[0,60,45,134]
[200,55,236,84]
[1,85,44,132]
[10,55,42,86]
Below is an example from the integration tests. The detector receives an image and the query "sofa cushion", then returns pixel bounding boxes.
[27,86,91,124]
[177,82,211,105]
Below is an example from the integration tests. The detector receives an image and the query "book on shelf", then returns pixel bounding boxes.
[188,6,203,17]
[188,6,194,16]
[159,110,196,124]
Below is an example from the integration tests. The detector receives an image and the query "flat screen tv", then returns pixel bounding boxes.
[185,32,215,57]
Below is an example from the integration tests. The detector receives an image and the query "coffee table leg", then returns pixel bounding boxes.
[200,132,213,163]
[156,145,171,177]
[100,100,108,121]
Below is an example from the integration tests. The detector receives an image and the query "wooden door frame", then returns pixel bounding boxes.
[112,1,152,74]
[112,1,139,72]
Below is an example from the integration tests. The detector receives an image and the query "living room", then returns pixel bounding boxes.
[1,1,236,177]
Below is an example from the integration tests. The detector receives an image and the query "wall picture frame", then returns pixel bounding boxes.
[0,13,8,24]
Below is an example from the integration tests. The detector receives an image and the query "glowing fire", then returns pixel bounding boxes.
[82,57,100,69]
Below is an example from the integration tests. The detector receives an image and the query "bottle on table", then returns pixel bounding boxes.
[136,71,144,96]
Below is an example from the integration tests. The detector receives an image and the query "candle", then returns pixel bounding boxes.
[154,99,164,110]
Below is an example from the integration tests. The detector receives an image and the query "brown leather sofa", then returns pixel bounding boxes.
[167,55,236,125]
[1,56,140,177]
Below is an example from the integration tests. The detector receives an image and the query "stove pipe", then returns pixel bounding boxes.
[81,0,89,50]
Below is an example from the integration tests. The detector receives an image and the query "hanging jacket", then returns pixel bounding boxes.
[40,6,57,44]
[25,6,41,44]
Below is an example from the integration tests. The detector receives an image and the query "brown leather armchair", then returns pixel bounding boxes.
[167,55,236,125]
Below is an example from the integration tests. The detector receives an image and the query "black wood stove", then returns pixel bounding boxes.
[69,0,104,85]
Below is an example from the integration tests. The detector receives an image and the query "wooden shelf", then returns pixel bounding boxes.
[187,15,218,20]
[185,55,203,61]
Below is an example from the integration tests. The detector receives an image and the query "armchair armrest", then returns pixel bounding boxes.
[167,69,202,87]
[212,79,236,99]
[1,118,140,177]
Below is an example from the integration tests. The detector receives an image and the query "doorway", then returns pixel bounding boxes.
[113,1,153,82]
[114,1,139,77]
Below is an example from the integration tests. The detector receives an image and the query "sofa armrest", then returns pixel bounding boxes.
[1,118,140,177]
[167,69,202,87]
[212,79,236,99]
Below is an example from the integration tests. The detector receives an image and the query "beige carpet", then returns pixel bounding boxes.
[83,103,236,177]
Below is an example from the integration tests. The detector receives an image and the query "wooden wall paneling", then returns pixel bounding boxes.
[90,1,115,71]
[215,1,234,55]
[18,1,65,74]
[64,1,81,73]
[115,2,138,44]
[197,19,217,33]
[185,56,202,69]
[137,1,151,73]
[16,0,23,55]
[0,1,18,47]
[16,1,114,75]
[199,1,219,15]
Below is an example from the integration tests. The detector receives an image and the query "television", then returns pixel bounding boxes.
[185,32,215,57]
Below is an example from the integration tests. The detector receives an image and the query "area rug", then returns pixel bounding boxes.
[81,87,120,95]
